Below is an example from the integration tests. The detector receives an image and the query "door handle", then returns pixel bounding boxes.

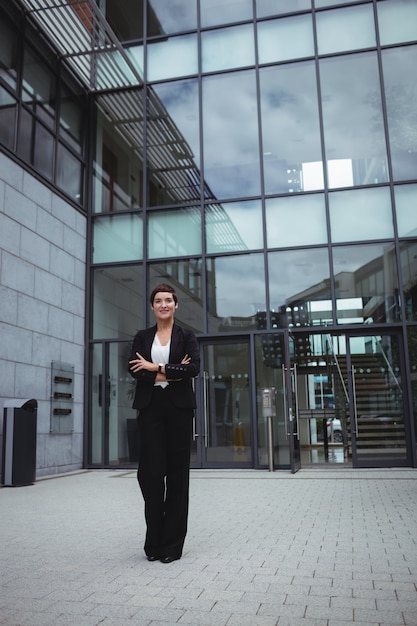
[351,366,359,436]
[203,371,209,447]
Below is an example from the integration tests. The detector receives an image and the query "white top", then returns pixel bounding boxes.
[151,335,170,388]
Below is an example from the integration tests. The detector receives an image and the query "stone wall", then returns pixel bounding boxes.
[0,152,86,478]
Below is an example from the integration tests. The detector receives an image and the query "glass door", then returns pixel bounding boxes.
[191,339,252,468]
[347,333,408,467]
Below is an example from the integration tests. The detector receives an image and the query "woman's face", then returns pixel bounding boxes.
[151,291,178,321]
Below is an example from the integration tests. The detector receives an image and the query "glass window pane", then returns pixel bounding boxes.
[256,0,311,18]
[148,0,196,36]
[329,187,394,243]
[207,253,266,332]
[57,144,83,204]
[258,15,314,64]
[104,0,144,41]
[266,194,327,248]
[395,184,417,237]
[401,242,417,321]
[147,34,197,81]
[34,122,54,180]
[148,208,201,258]
[92,266,143,339]
[260,62,323,194]
[333,243,400,324]
[0,87,17,150]
[268,248,332,327]
[93,214,143,263]
[202,24,255,73]
[93,93,143,213]
[147,79,200,207]
[377,0,417,45]
[382,46,417,182]
[200,0,253,27]
[149,260,204,332]
[22,44,56,129]
[202,70,261,200]
[206,200,263,253]
[0,7,19,89]
[60,82,85,154]
[316,4,376,55]
[320,52,389,188]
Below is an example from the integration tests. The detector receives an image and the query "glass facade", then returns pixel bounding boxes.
[1,0,417,470]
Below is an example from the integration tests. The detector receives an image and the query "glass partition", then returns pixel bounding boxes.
[382,45,417,182]
[200,0,253,26]
[202,24,255,73]
[399,241,417,322]
[258,14,314,64]
[316,4,376,55]
[333,242,400,324]
[148,208,201,259]
[148,0,196,36]
[395,184,417,237]
[92,265,143,340]
[319,52,389,188]
[147,34,197,81]
[268,247,332,327]
[377,0,417,45]
[207,253,266,332]
[259,61,323,194]
[202,70,261,200]
[266,194,327,248]
[92,214,143,264]
[206,199,263,253]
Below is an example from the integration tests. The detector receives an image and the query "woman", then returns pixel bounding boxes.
[129,283,200,563]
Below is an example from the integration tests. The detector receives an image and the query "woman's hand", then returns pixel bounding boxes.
[129,352,156,373]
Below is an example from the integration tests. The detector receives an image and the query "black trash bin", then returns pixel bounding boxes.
[2,399,37,486]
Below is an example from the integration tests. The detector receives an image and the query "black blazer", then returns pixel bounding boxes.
[129,323,200,411]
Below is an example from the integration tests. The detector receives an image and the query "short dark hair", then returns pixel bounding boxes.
[149,283,178,305]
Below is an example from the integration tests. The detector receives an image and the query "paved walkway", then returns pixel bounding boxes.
[1,468,417,626]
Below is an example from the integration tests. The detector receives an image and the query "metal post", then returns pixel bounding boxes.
[267,413,274,472]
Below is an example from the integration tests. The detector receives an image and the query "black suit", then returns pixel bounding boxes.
[129,323,200,559]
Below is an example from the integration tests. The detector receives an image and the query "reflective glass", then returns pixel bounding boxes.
[149,259,204,332]
[92,266,143,339]
[205,200,263,253]
[316,4,376,55]
[148,208,201,258]
[377,0,417,45]
[266,194,327,248]
[256,0,311,17]
[0,8,19,89]
[34,122,54,180]
[320,52,389,188]
[255,334,290,466]
[147,80,200,207]
[329,187,394,243]
[104,0,144,41]
[382,46,417,182]
[333,243,400,324]
[400,242,417,321]
[108,342,139,465]
[147,34,197,81]
[59,83,85,154]
[22,45,56,129]
[57,144,83,204]
[394,184,417,237]
[260,62,323,194]
[258,14,314,64]
[93,95,143,213]
[202,70,261,200]
[268,248,332,327]
[207,253,266,332]
[202,24,255,73]
[148,0,196,36]
[0,87,17,150]
[200,0,253,27]
[407,327,417,461]
[92,214,143,263]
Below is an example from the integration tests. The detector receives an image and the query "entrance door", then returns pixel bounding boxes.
[347,333,408,467]
[191,339,252,468]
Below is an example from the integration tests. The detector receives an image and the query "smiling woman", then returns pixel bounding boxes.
[128,283,200,563]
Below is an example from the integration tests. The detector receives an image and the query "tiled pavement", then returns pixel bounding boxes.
[1,468,417,626]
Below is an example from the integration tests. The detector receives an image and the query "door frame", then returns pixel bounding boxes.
[192,336,254,469]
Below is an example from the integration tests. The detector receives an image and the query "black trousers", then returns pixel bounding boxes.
[137,386,193,559]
